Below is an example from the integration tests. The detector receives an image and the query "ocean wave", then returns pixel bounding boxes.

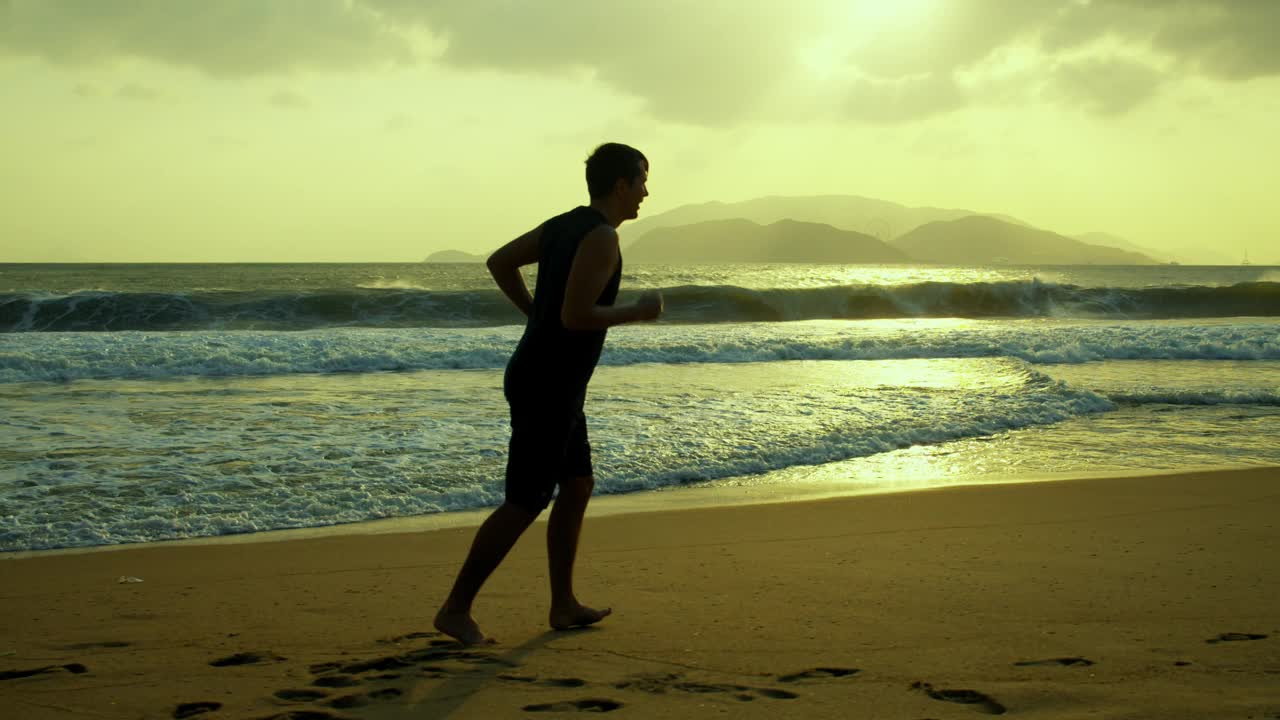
[1,359,1112,550]
[2,321,1277,384]
[4,280,1278,331]
[1106,389,1280,406]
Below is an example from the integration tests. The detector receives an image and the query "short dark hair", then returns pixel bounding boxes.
[585,143,648,199]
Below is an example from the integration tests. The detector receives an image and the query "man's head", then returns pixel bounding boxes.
[585,143,649,220]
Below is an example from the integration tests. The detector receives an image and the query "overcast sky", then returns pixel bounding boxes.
[2,0,1277,263]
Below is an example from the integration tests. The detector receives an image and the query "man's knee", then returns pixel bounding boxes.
[497,500,544,522]
[560,474,595,500]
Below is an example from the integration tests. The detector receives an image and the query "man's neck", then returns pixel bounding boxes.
[588,200,625,228]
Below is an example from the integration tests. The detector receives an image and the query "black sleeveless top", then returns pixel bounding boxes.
[505,206,622,401]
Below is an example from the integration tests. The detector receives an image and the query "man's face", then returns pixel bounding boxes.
[619,163,649,219]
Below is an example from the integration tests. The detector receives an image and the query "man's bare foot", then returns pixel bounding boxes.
[550,603,612,631]
[434,608,492,645]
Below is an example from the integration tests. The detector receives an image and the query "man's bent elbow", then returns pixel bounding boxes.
[486,253,513,281]
[560,308,593,331]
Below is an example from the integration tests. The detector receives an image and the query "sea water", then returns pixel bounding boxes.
[2,263,1278,551]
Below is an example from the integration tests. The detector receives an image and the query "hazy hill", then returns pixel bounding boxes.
[622,194,1029,245]
[895,216,1158,265]
[1074,231,1170,262]
[424,249,485,263]
[626,218,910,263]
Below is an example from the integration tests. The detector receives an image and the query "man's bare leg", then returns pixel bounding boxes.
[435,501,539,644]
[547,475,611,630]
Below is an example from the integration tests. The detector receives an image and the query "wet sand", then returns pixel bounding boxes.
[1,467,1277,719]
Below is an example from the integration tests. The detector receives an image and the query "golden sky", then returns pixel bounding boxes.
[2,0,1277,263]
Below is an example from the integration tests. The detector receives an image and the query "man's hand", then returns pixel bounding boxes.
[635,290,664,321]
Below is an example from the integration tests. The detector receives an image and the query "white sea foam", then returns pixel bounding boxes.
[0,358,1113,551]
[2,319,1277,384]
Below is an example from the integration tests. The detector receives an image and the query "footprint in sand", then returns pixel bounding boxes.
[312,674,362,688]
[253,711,353,720]
[210,651,286,667]
[307,645,511,687]
[173,701,221,719]
[1206,632,1268,644]
[378,631,441,644]
[499,673,587,688]
[327,687,403,709]
[614,672,798,702]
[778,667,860,683]
[64,641,132,650]
[0,663,88,681]
[274,689,329,702]
[523,698,624,713]
[911,681,1007,715]
[259,641,514,716]
[1013,657,1095,667]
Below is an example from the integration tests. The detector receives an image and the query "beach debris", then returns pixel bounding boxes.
[116,576,144,584]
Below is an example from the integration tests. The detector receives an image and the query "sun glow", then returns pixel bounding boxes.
[844,0,938,32]
[800,0,940,80]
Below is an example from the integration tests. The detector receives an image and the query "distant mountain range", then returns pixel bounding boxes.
[620,194,1028,245]
[625,219,910,263]
[426,194,1168,265]
[1072,231,1169,263]
[424,249,485,263]
[894,216,1156,265]
[621,195,1157,264]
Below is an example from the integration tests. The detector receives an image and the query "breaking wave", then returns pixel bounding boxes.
[4,280,1278,332]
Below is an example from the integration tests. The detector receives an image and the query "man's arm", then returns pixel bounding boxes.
[561,225,663,330]
[487,224,543,316]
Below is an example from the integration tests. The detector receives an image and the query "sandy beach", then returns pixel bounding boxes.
[2,467,1277,719]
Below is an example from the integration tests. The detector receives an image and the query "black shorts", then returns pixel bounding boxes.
[504,399,593,512]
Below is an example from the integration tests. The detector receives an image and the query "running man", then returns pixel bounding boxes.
[435,143,662,645]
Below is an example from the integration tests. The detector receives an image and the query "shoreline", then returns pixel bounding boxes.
[4,462,1264,560]
[2,466,1276,719]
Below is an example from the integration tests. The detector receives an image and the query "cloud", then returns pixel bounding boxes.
[116,82,161,101]
[841,71,968,124]
[384,113,414,132]
[0,0,412,75]
[3,0,1277,125]
[1048,1,1280,82]
[269,89,309,109]
[1046,54,1167,115]
[849,0,1063,80]
[364,0,833,126]
[378,0,1276,123]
